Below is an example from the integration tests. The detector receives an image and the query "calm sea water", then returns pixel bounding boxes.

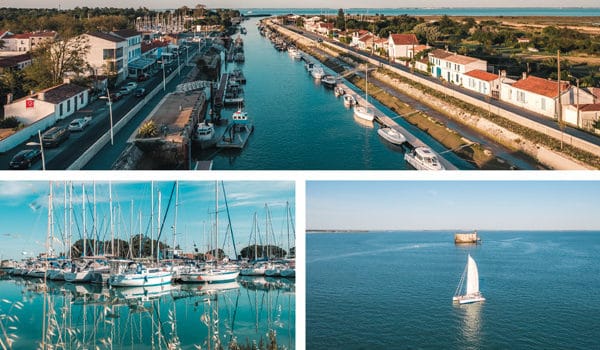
[199,18,471,170]
[0,276,294,349]
[307,231,600,349]
[241,8,600,17]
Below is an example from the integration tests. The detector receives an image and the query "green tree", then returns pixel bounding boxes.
[23,33,90,91]
[336,8,346,31]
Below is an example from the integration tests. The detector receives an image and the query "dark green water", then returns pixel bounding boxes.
[307,231,600,349]
[201,18,471,170]
[0,276,294,349]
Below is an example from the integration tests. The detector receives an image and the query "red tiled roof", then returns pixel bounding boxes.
[445,53,481,65]
[318,23,334,29]
[389,33,418,46]
[512,75,570,99]
[5,31,55,39]
[464,69,499,82]
[429,49,453,59]
[579,104,600,112]
[358,34,373,43]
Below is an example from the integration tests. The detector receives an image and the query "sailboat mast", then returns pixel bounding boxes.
[110,182,114,256]
[93,182,97,255]
[82,183,86,257]
[69,182,73,260]
[157,189,161,263]
[151,181,154,260]
[215,181,219,260]
[173,181,179,257]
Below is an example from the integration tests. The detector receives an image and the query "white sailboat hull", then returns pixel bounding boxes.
[180,269,240,283]
[109,271,173,287]
[64,270,92,283]
[353,106,375,122]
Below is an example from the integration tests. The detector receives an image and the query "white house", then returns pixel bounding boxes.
[387,33,419,60]
[351,30,371,47]
[0,53,32,73]
[315,22,334,36]
[414,57,429,72]
[500,74,578,119]
[463,70,501,97]
[429,49,487,85]
[373,37,388,53]
[1,31,56,53]
[563,103,600,129]
[81,32,128,82]
[4,83,89,125]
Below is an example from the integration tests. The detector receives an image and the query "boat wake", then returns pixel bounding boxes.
[308,243,438,264]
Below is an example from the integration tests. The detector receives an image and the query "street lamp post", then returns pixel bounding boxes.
[162,61,166,91]
[106,87,114,145]
[26,130,45,170]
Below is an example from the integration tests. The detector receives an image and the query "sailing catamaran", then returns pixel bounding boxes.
[453,254,485,304]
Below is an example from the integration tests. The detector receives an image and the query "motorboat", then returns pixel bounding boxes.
[377,126,407,145]
[343,94,357,107]
[232,109,249,124]
[305,61,315,72]
[321,75,337,88]
[311,66,325,80]
[334,86,345,97]
[287,46,302,60]
[194,121,215,142]
[353,105,375,122]
[404,146,445,170]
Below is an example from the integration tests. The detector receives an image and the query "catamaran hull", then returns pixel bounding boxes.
[453,296,486,304]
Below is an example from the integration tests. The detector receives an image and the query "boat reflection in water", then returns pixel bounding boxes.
[5,275,295,349]
[457,301,483,349]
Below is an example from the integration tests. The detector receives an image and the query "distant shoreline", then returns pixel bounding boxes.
[307,229,600,233]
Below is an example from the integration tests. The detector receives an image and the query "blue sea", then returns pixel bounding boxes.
[306,231,600,349]
[240,7,600,17]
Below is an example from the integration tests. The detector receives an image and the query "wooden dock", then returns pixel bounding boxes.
[216,123,254,149]
[213,73,228,109]
[337,82,457,170]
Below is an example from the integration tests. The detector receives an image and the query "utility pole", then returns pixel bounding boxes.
[557,50,563,150]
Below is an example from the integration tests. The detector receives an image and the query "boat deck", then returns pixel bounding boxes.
[216,124,254,149]
[337,82,457,170]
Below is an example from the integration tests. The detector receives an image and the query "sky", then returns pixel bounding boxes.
[0,181,295,260]
[306,181,600,231]
[1,1,599,9]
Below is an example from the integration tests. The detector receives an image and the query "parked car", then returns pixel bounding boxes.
[317,38,323,43]
[134,88,146,98]
[110,91,123,101]
[68,116,92,131]
[137,73,149,82]
[9,149,42,169]
[41,126,70,148]
[125,82,138,90]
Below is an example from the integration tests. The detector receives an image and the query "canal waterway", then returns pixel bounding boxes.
[0,276,295,349]
[197,17,473,170]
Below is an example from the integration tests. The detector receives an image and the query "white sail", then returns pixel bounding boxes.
[465,254,479,295]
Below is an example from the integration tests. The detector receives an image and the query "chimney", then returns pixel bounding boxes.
[6,93,13,104]
[522,72,527,80]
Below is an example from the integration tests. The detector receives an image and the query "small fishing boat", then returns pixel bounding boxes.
[453,254,485,304]
[343,94,356,107]
[334,86,345,97]
[377,126,407,145]
[180,266,240,283]
[305,61,315,72]
[321,75,337,88]
[404,147,445,170]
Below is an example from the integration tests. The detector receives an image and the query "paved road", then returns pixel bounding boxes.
[287,26,600,148]
[0,43,200,171]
